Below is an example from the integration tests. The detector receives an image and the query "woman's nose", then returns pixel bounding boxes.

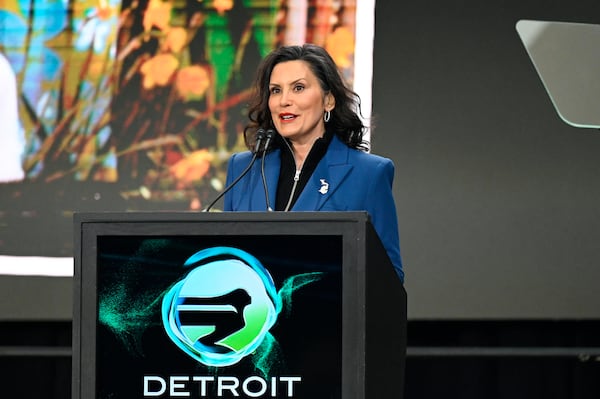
[279,90,291,106]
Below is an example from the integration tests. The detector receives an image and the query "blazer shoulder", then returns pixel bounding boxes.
[348,148,395,169]
[228,150,253,173]
[330,136,394,166]
[230,150,253,164]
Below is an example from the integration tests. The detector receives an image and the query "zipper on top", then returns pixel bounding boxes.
[282,138,301,212]
[283,169,301,212]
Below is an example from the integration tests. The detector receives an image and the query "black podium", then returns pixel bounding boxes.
[72,211,406,399]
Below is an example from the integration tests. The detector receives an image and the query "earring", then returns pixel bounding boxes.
[324,110,331,123]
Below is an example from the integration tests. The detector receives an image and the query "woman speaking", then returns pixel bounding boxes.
[223,44,403,282]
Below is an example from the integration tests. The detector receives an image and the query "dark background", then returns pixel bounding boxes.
[2,0,600,397]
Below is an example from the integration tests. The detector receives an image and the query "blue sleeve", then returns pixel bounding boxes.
[366,158,404,282]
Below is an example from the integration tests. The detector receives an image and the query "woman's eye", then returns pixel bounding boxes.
[294,85,304,92]
[270,87,280,94]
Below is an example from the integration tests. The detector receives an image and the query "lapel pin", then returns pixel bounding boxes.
[318,179,329,194]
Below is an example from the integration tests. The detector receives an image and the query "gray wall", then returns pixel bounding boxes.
[0,276,72,320]
[372,1,600,319]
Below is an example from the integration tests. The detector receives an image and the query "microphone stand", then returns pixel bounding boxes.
[203,129,266,212]
[260,129,275,212]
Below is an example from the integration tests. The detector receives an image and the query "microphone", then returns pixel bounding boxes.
[203,129,266,212]
[260,129,275,211]
[262,128,275,152]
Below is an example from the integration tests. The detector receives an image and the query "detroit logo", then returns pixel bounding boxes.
[161,247,281,367]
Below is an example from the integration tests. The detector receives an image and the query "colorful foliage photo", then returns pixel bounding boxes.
[0,0,364,256]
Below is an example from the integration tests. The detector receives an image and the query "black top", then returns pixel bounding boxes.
[274,131,334,211]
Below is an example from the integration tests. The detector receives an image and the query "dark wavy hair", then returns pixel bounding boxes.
[243,43,368,151]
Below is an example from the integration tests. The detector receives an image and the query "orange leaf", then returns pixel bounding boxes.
[143,0,172,32]
[175,65,211,100]
[325,27,355,69]
[140,53,179,89]
[169,149,214,183]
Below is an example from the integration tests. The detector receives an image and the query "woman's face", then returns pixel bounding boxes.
[268,60,335,145]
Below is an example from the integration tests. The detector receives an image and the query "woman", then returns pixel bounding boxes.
[223,44,403,282]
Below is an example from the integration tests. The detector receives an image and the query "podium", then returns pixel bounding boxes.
[72,211,406,399]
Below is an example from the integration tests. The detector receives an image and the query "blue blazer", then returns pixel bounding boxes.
[224,135,404,281]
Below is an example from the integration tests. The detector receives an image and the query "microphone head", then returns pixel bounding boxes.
[262,129,276,153]
[253,128,266,153]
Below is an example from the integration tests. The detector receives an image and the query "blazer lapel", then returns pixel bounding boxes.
[265,151,281,209]
[248,150,281,211]
[292,136,353,211]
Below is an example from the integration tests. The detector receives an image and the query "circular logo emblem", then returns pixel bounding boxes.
[162,247,281,367]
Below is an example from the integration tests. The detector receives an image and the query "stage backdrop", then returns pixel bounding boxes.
[0,0,374,273]
[372,0,600,319]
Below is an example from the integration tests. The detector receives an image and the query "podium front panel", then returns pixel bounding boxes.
[73,212,405,399]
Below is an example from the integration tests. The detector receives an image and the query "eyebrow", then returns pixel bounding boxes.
[269,78,307,87]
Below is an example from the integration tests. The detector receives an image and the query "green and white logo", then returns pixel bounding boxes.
[162,247,282,367]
